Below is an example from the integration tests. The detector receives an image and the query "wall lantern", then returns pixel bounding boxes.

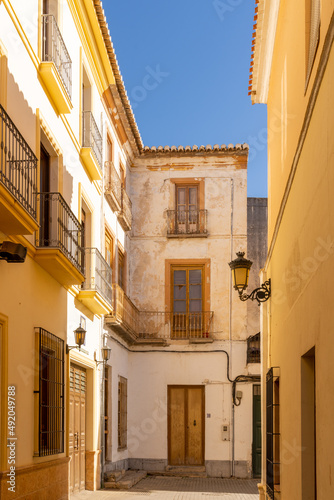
[95,346,111,366]
[229,251,271,305]
[66,325,87,353]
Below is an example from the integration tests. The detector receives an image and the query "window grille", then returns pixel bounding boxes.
[266,367,280,499]
[36,327,65,457]
[247,332,260,363]
[118,376,127,450]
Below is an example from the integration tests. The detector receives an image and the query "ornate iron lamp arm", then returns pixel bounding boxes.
[238,279,271,305]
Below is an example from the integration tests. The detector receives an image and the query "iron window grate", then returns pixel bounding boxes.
[247,332,260,363]
[36,327,65,457]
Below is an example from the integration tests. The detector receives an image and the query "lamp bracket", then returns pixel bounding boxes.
[238,279,271,305]
[66,345,80,354]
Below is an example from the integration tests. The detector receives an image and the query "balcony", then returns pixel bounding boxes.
[80,112,103,181]
[77,248,113,315]
[105,294,214,344]
[105,284,140,343]
[118,188,132,231]
[104,161,122,212]
[0,105,38,235]
[39,14,72,114]
[167,209,208,237]
[35,192,84,287]
[138,311,214,342]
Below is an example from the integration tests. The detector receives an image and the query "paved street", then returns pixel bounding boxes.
[71,476,259,500]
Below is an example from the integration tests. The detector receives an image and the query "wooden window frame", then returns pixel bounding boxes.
[117,245,126,292]
[165,259,210,313]
[170,178,205,211]
[104,226,115,275]
[118,376,127,450]
[106,131,113,163]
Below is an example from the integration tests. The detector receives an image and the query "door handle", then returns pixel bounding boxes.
[74,432,79,450]
[193,420,196,426]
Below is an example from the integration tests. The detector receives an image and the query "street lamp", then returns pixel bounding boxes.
[95,346,111,366]
[229,251,271,305]
[66,325,87,353]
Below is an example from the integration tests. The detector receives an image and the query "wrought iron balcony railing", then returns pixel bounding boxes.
[81,248,112,306]
[104,161,122,211]
[167,209,208,236]
[82,111,102,168]
[107,297,214,341]
[36,192,84,274]
[0,105,37,219]
[42,14,72,99]
[138,311,214,340]
[118,187,132,231]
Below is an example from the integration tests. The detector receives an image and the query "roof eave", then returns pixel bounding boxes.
[251,0,281,105]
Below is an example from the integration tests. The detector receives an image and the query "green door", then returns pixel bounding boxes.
[252,385,262,478]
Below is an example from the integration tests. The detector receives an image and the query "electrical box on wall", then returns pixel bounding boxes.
[222,424,230,441]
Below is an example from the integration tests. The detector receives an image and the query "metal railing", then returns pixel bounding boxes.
[82,111,102,168]
[81,248,112,306]
[104,161,122,210]
[0,105,37,219]
[42,14,72,99]
[36,192,84,274]
[119,187,132,230]
[167,209,208,236]
[111,284,140,336]
[109,307,213,340]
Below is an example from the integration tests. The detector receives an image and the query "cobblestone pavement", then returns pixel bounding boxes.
[71,476,259,500]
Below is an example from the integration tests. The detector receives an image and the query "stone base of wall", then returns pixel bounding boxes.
[0,457,69,500]
[104,458,251,479]
[104,458,128,474]
[258,483,266,499]
[85,450,101,491]
[205,460,250,478]
[129,458,168,471]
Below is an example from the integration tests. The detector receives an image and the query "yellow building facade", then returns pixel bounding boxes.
[251,0,334,498]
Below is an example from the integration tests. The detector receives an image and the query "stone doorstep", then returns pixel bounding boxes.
[104,470,147,490]
[104,469,125,483]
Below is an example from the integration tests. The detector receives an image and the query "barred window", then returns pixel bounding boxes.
[118,376,127,450]
[247,332,260,363]
[35,327,65,456]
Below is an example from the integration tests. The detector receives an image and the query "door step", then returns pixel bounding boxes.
[149,466,207,478]
[104,470,147,489]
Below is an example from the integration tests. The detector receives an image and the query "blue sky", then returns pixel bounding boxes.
[103,1,267,198]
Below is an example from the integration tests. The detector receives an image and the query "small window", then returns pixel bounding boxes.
[247,333,260,363]
[118,376,127,450]
[106,133,113,163]
[119,162,126,189]
[35,327,65,457]
[118,248,125,291]
[105,230,114,270]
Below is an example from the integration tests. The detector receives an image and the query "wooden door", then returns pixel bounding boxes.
[69,365,86,493]
[168,386,204,466]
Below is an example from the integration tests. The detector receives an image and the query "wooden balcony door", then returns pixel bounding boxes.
[172,266,203,338]
[168,386,204,466]
[69,364,86,493]
[176,185,198,233]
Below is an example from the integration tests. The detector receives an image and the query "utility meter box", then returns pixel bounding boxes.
[222,423,230,441]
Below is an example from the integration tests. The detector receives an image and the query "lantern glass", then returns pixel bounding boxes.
[74,326,86,347]
[232,266,250,291]
[101,346,111,362]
